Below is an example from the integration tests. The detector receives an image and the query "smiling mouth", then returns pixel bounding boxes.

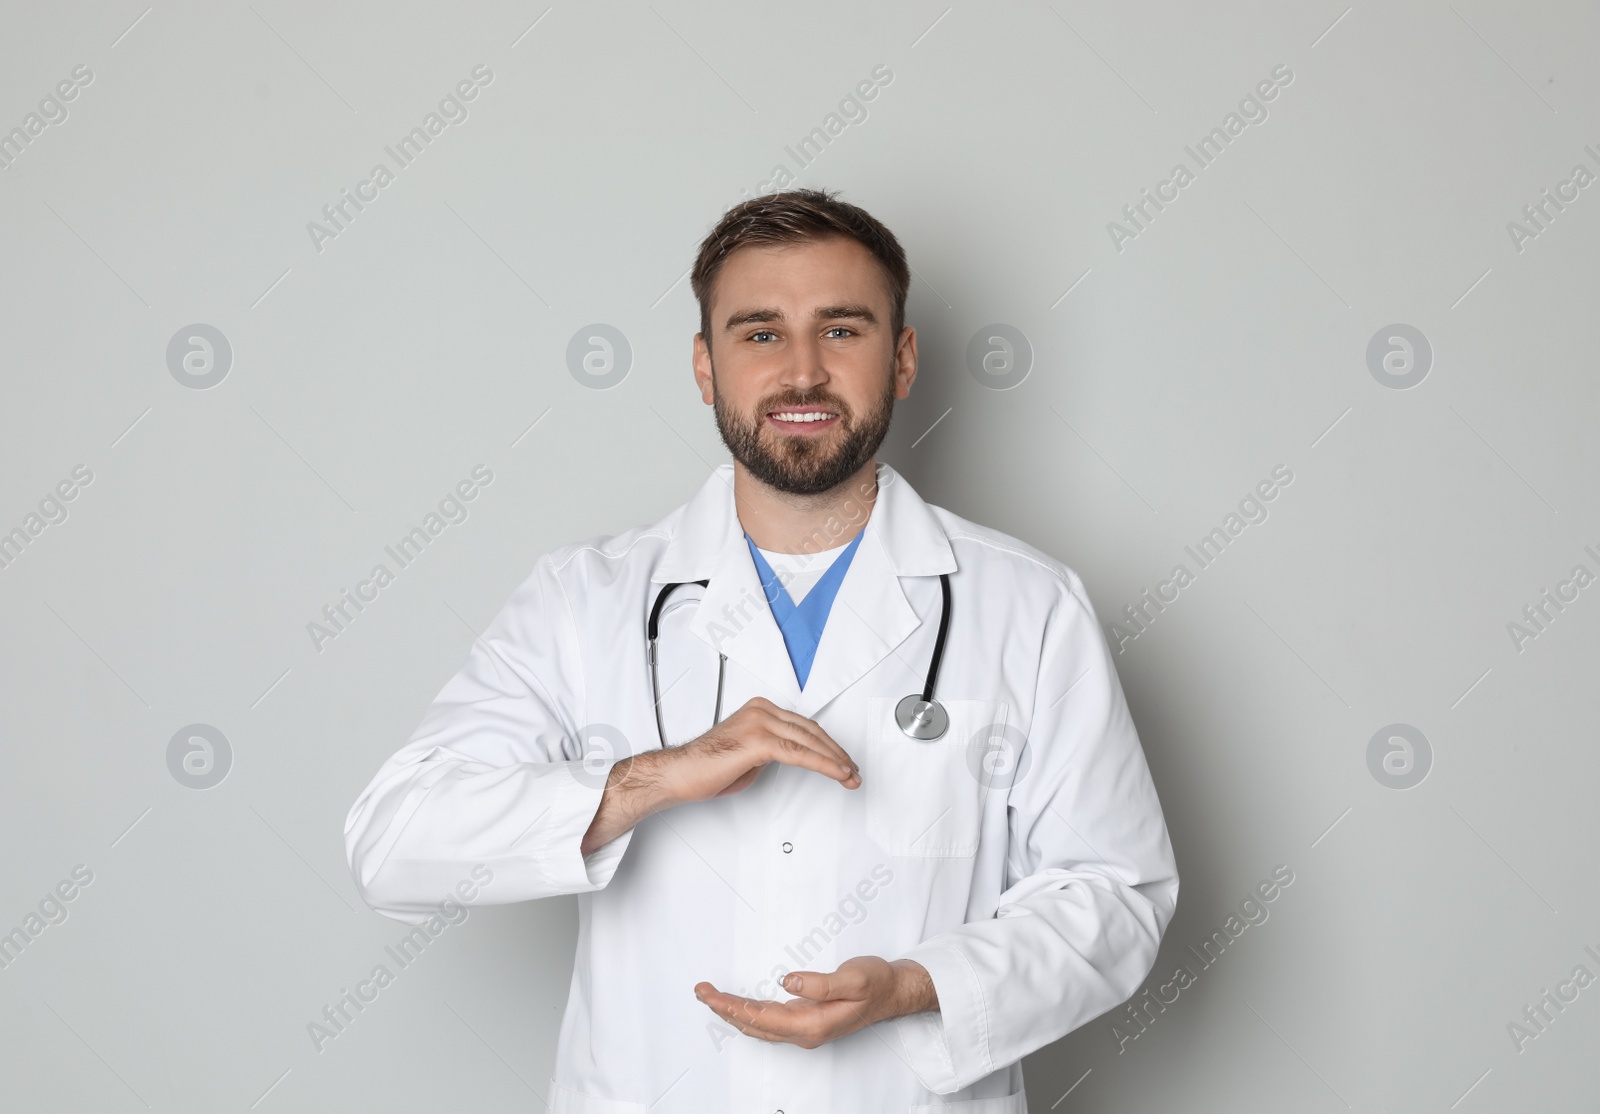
[766,407,841,431]
[770,410,836,422]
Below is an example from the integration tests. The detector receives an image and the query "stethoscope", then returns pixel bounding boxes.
[646,573,953,747]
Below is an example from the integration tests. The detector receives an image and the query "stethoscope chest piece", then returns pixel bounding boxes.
[895,694,949,741]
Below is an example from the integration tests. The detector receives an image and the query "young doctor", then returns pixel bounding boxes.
[344,188,1179,1113]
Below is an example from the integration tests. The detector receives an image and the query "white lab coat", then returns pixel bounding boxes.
[344,462,1178,1113]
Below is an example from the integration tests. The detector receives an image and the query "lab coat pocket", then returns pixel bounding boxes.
[909,1088,1027,1113]
[548,1080,648,1113]
[862,697,1009,858]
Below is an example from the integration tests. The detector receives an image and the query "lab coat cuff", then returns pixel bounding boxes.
[538,760,634,894]
[894,941,992,1094]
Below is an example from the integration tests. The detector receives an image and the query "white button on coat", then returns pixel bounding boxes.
[344,462,1179,1113]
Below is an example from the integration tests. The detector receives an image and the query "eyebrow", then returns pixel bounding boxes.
[722,303,879,332]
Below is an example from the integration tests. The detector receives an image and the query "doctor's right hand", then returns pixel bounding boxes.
[579,698,859,856]
[663,696,861,801]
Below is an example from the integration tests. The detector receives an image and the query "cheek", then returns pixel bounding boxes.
[712,377,773,426]
[836,353,895,403]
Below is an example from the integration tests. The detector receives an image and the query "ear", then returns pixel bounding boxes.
[692,333,715,404]
[892,325,918,400]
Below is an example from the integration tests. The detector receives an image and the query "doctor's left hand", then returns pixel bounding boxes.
[694,956,938,1048]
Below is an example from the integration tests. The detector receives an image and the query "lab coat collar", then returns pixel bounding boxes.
[652,462,956,719]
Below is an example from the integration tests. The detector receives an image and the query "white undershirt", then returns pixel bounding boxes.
[754,538,853,604]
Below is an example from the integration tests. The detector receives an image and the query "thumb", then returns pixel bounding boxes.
[783,965,869,1001]
[780,969,832,1000]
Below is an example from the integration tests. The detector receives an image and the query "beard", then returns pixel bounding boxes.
[711,364,897,497]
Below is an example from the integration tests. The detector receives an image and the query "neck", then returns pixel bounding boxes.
[734,457,879,554]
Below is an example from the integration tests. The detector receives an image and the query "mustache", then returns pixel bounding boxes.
[756,389,851,416]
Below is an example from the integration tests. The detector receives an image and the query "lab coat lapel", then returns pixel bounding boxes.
[692,531,804,704]
[790,464,957,718]
[655,465,802,704]
[788,523,916,720]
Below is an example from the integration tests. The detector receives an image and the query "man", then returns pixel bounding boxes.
[344,188,1178,1112]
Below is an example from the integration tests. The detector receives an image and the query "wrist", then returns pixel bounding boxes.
[609,750,679,814]
[888,959,938,1018]
[581,754,671,858]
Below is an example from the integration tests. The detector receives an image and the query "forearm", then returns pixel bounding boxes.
[900,869,1174,1093]
[347,756,619,917]
[580,750,677,856]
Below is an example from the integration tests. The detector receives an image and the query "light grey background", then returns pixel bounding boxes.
[1,1,1596,1110]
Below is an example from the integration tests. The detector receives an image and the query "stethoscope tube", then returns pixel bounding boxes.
[647,579,726,749]
[921,573,951,704]
[647,573,952,747]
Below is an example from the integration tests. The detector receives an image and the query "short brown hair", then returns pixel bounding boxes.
[689,188,911,355]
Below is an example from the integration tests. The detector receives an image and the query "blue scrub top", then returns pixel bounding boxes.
[744,530,864,688]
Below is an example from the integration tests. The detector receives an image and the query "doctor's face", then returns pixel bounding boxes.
[693,236,917,497]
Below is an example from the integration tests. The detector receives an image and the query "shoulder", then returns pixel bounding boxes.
[546,522,674,572]
[532,516,676,592]
[930,504,1093,615]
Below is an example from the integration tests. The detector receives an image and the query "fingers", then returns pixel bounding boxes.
[759,701,851,761]
[696,985,787,1042]
[752,705,860,787]
[695,982,869,1048]
[763,732,861,788]
[682,698,861,796]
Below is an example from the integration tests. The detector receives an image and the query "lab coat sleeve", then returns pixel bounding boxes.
[344,551,634,924]
[894,569,1179,1093]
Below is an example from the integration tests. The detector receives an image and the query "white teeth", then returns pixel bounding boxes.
[772,411,835,422]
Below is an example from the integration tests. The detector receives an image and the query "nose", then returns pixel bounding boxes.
[781,329,830,393]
